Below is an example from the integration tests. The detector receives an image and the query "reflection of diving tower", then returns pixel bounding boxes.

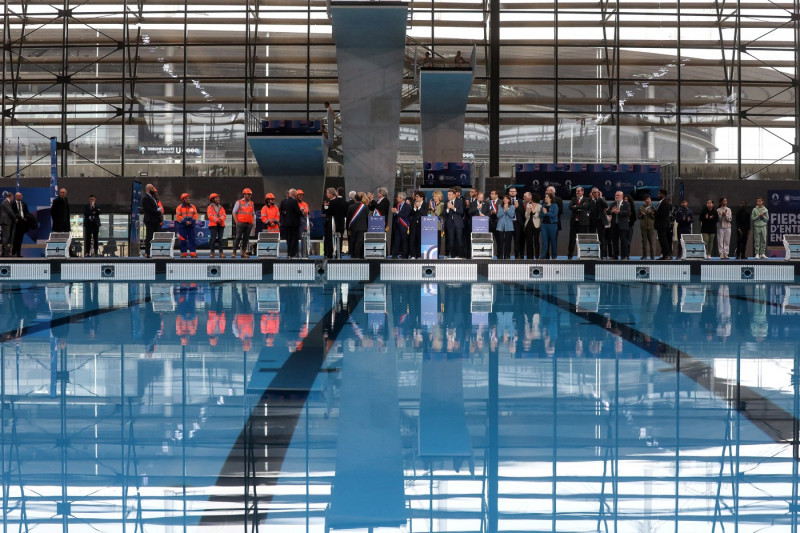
[330,1,408,196]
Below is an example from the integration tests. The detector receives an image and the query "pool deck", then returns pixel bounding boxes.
[0,256,798,282]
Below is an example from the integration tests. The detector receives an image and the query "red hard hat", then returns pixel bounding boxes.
[180,193,190,201]
[242,188,253,195]
[209,193,219,201]
[296,189,305,195]
[265,193,275,200]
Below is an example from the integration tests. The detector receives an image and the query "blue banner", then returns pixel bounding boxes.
[368,215,386,233]
[767,189,800,246]
[423,162,471,188]
[50,137,58,199]
[421,216,439,259]
[514,163,660,200]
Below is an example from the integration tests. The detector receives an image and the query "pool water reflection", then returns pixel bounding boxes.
[0,280,798,532]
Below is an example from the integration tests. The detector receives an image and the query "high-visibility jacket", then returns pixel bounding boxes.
[298,200,309,216]
[176,315,198,337]
[234,199,255,225]
[207,311,227,336]
[260,204,280,232]
[233,313,254,341]
[176,203,198,225]
[260,312,280,335]
[207,204,227,227]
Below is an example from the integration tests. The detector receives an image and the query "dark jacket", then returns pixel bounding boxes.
[51,196,71,232]
[410,200,428,228]
[699,206,719,233]
[142,193,162,226]
[279,196,303,229]
[445,196,465,229]
[324,196,348,235]
[590,196,609,228]
[606,199,631,230]
[347,202,368,233]
[736,206,751,233]
[393,200,412,228]
[11,199,29,222]
[675,206,694,231]
[369,196,391,219]
[654,197,672,229]
[84,202,101,230]
[569,195,591,226]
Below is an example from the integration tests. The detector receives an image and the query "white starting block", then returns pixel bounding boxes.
[471,233,494,259]
[680,284,706,313]
[576,284,601,313]
[470,284,493,313]
[681,234,706,260]
[783,235,800,260]
[576,233,601,260]
[150,232,176,258]
[782,285,800,314]
[45,284,72,311]
[256,232,280,259]
[150,284,175,312]
[363,283,387,313]
[45,232,72,258]
[364,232,386,259]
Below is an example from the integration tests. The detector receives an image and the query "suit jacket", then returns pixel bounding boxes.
[142,193,162,226]
[654,197,672,229]
[590,197,609,228]
[0,199,15,226]
[279,196,303,229]
[445,197,465,229]
[394,201,412,228]
[569,195,591,226]
[11,199,29,222]
[410,201,428,227]
[347,202,368,233]
[84,203,101,230]
[369,197,390,218]
[324,196,348,234]
[606,200,631,230]
[51,197,71,232]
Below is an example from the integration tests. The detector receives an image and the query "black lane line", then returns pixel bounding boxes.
[201,281,371,525]
[516,283,797,446]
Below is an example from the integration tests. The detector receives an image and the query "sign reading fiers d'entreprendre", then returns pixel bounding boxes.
[767,190,800,246]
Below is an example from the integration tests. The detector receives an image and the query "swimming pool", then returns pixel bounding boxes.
[0,280,797,531]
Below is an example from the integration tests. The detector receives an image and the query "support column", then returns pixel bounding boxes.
[419,67,474,162]
[330,2,408,195]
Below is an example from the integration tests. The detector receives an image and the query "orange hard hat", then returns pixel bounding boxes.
[265,193,275,200]
[209,336,218,346]
[242,188,253,195]
[296,189,305,195]
[180,193,190,201]
[209,193,219,201]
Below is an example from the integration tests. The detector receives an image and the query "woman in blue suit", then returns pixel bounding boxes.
[496,194,516,259]
[541,192,559,259]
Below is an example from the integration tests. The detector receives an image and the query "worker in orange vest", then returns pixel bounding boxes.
[260,311,280,347]
[233,312,254,352]
[297,189,310,256]
[176,193,198,258]
[207,193,227,258]
[232,188,255,258]
[207,310,226,346]
[260,193,280,233]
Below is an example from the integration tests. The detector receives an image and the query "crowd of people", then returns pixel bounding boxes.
[1,183,776,260]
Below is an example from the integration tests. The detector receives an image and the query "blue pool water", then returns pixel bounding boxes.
[0,280,798,532]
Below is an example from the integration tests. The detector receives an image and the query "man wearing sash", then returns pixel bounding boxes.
[347,193,368,258]
[390,191,412,258]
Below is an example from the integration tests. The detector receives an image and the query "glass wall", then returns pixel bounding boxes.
[2,0,798,179]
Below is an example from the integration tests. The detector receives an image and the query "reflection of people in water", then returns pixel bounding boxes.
[104,236,118,257]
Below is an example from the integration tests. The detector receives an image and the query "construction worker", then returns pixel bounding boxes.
[207,309,226,347]
[232,188,255,258]
[207,193,227,258]
[175,193,198,258]
[297,189,310,257]
[260,193,280,233]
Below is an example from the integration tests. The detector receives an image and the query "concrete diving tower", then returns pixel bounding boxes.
[330,1,408,196]
[246,120,326,210]
[420,46,476,163]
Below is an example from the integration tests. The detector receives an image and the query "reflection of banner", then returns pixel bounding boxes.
[368,215,386,233]
[767,189,800,245]
[129,181,143,256]
[421,283,438,326]
[50,137,58,199]
[421,216,439,259]
[515,163,660,199]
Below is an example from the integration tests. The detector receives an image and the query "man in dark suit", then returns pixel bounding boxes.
[589,187,609,259]
[279,188,303,258]
[11,192,30,257]
[606,190,631,259]
[346,194,368,258]
[567,186,591,259]
[0,192,15,257]
[654,189,673,260]
[83,194,101,257]
[142,184,163,257]
[444,187,465,258]
[323,187,348,259]
[390,191,412,258]
[51,188,71,232]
